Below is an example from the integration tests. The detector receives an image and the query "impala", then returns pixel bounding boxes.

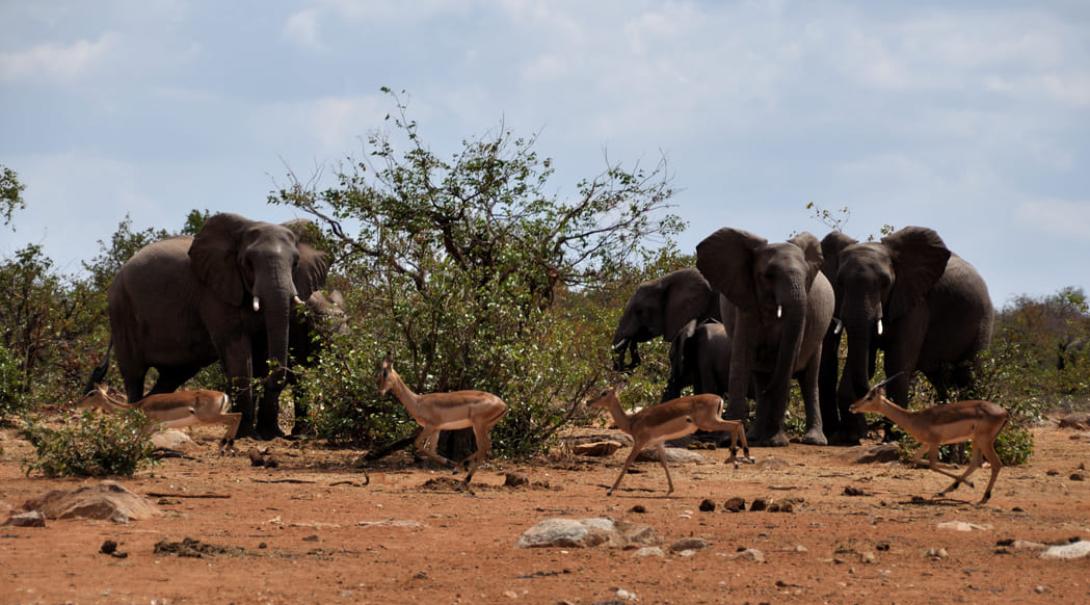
[377,355,508,486]
[589,387,752,496]
[79,384,241,452]
[850,374,1009,504]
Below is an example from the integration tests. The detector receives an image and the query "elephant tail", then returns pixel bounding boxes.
[83,339,113,396]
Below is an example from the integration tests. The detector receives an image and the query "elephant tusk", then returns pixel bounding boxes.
[833,318,843,335]
[776,305,783,319]
[293,295,305,306]
[252,296,261,312]
[612,338,629,352]
[877,318,883,336]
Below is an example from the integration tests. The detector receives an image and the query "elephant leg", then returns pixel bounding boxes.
[252,348,288,440]
[799,354,827,446]
[121,366,149,404]
[762,376,791,448]
[290,375,312,437]
[818,329,842,442]
[220,338,256,439]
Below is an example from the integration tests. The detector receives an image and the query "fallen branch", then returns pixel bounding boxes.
[252,478,318,484]
[146,492,230,499]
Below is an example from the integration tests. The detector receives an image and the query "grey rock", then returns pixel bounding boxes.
[723,497,746,512]
[20,481,160,524]
[731,548,765,562]
[573,441,624,457]
[669,537,710,552]
[516,518,658,549]
[1040,540,1090,560]
[149,429,195,450]
[636,447,706,464]
[749,497,770,512]
[633,546,665,558]
[2,510,45,527]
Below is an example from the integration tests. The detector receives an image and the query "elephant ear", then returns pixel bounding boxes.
[662,269,714,342]
[282,220,330,299]
[787,231,823,290]
[820,231,857,285]
[696,228,767,312]
[188,213,251,306]
[882,226,951,319]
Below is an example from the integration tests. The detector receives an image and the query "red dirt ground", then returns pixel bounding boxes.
[2,423,1088,605]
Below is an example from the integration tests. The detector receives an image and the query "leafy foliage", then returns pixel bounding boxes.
[1,165,26,228]
[272,90,683,457]
[21,410,154,477]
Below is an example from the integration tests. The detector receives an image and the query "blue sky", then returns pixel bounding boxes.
[1,0,1088,306]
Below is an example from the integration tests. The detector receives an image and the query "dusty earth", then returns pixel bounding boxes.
[1,422,1089,605]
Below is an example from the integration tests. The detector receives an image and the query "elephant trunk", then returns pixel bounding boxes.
[767,282,806,402]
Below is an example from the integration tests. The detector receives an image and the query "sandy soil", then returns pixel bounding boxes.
[1,423,1089,605]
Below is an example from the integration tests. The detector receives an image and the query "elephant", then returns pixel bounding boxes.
[820,226,994,444]
[95,213,329,439]
[611,268,722,400]
[287,289,348,436]
[671,319,731,398]
[696,228,834,446]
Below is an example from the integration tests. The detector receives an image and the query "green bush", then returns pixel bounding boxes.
[21,410,155,477]
[0,343,28,423]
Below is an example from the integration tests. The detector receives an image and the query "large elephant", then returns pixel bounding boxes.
[821,226,994,444]
[101,213,329,439]
[287,289,348,436]
[611,268,722,400]
[696,229,834,446]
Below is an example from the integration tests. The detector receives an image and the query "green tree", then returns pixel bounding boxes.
[1,165,26,229]
[83,215,170,291]
[270,90,683,453]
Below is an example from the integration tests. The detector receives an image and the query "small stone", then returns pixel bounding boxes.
[503,590,518,599]
[615,588,637,601]
[876,542,891,552]
[793,544,808,553]
[861,551,877,564]
[670,537,710,552]
[572,441,623,457]
[1040,540,1090,560]
[1011,506,1025,512]
[698,499,716,512]
[629,505,646,514]
[677,549,697,557]
[926,547,949,560]
[843,486,866,497]
[100,540,118,555]
[1035,585,1047,594]
[1070,472,1085,481]
[731,548,765,562]
[504,472,529,488]
[633,546,664,558]
[263,456,279,469]
[937,521,991,532]
[2,511,45,527]
[302,534,319,542]
[258,542,267,549]
[750,498,769,512]
[1046,469,1059,476]
[249,449,266,467]
[413,571,429,580]
[723,497,745,512]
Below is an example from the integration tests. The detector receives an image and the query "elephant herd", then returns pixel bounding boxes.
[87,211,992,450]
[612,226,994,447]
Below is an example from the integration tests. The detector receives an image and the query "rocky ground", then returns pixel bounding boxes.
[1,421,1089,605]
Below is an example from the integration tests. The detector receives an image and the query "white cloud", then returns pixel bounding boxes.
[0,33,117,83]
[250,94,399,155]
[1016,200,1090,240]
[283,9,323,50]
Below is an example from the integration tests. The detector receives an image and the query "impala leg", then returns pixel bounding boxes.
[608,447,641,496]
[415,427,458,470]
[978,439,1003,505]
[927,445,970,492]
[656,444,675,496]
[464,422,492,485]
[942,445,982,495]
[701,418,752,466]
[219,413,242,454]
